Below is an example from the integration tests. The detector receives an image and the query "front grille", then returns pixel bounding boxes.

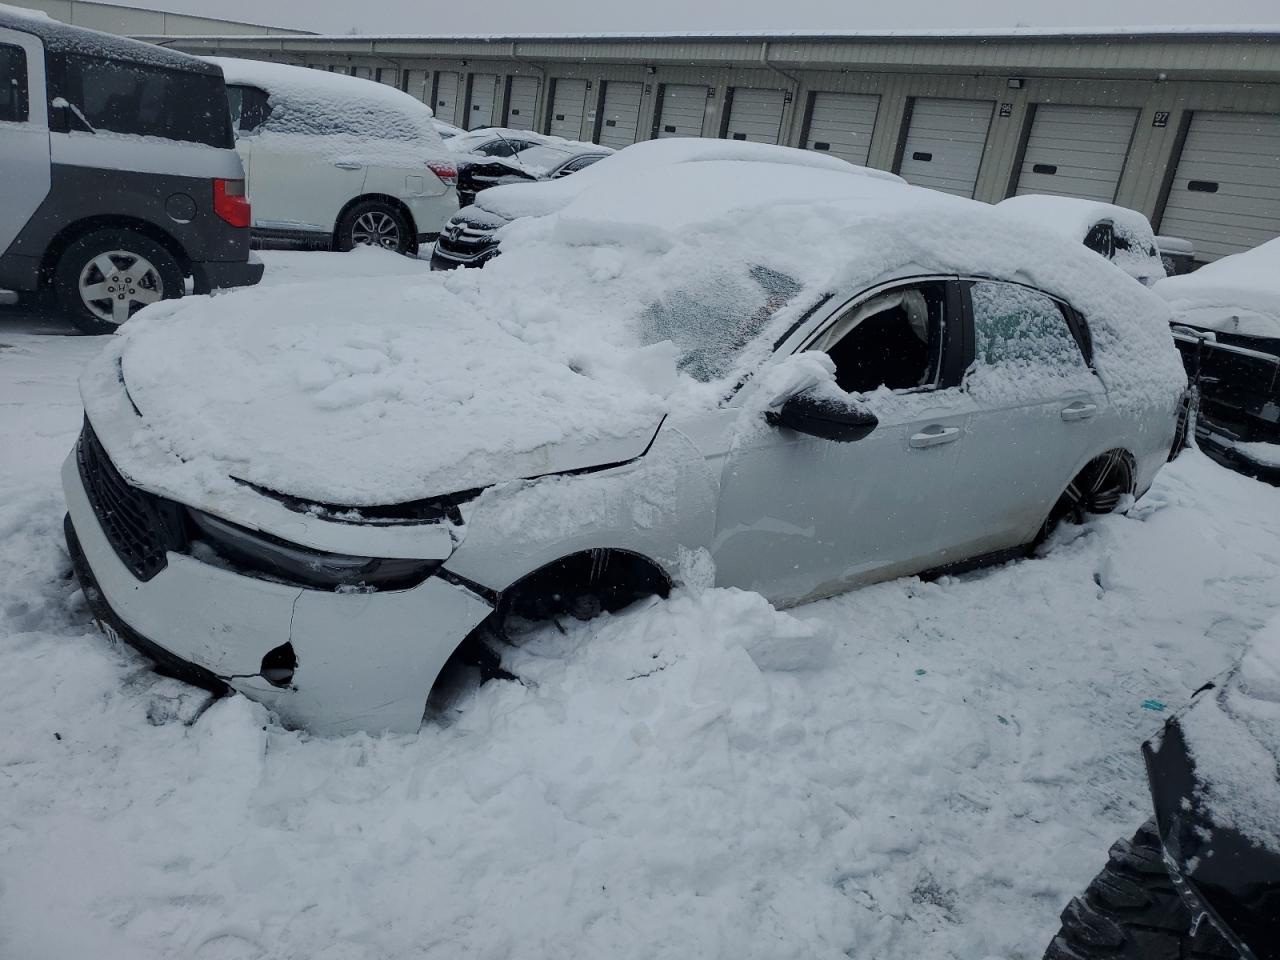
[437,221,499,255]
[76,420,184,581]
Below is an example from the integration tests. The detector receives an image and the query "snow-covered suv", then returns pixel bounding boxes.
[209,57,459,255]
[63,159,1186,734]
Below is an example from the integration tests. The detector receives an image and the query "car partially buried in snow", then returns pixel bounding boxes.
[1157,238,1280,484]
[63,161,1187,734]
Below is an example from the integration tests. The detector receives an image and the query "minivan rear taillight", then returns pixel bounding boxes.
[213,178,251,228]
[427,161,458,187]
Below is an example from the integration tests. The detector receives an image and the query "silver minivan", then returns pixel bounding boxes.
[0,8,262,333]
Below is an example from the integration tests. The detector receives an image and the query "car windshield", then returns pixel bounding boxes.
[508,144,577,173]
[635,265,806,382]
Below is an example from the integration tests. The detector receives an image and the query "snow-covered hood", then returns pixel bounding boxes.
[85,266,668,508]
[1156,238,1280,339]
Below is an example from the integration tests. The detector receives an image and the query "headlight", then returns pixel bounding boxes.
[187,509,440,591]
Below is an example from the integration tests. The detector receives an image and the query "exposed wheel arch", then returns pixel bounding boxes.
[39,215,190,289]
[1037,447,1137,544]
[332,194,419,254]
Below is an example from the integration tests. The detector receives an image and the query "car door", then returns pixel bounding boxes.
[0,28,50,259]
[939,279,1108,559]
[712,278,970,607]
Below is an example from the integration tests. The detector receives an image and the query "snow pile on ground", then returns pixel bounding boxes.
[996,194,1165,285]
[3,256,1280,958]
[1182,615,1280,852]
[1157,237,1280,338]
[207,56,451,164]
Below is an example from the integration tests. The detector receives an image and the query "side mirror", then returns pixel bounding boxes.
[766,392,879,443]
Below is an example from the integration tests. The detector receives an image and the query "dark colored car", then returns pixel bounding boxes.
[0,7,262,334]
[453,142,610,207]
[1045,645,1280,960]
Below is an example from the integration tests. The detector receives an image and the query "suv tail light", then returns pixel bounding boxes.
[427,161,458,187]
[213,178,251,228]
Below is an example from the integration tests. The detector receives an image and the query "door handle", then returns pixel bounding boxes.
[909,425,961,448]
[1060,402,1098,422]
[333,161,362,170]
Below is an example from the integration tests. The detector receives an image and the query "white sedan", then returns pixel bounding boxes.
[211,57,459,254]
[63,160,1186,734]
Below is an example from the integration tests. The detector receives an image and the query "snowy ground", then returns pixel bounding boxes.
[3,252,1280,960]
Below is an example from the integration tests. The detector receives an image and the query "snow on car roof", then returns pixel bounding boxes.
[474,137,900,221]
[207,56,447,152]
[0,4,220,73]
[93,162,1182,506]
[1155,238,1280,338]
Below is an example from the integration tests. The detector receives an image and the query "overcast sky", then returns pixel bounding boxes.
[139,0,1278,35]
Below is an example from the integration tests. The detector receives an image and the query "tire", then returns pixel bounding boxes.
[335,200,415,255]
[55,229,183,335]
[1168,388,1198,462]
[1036,450,1135,544]
[1044,820,1238,960]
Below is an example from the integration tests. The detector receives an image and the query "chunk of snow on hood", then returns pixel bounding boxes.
[1181,615,1280,853]
[1156,237,1280,338]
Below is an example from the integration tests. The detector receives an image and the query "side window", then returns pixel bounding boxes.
[476,139,518,157]
[968,281,1091,377]
[556,155,602,177]
[227,84,271,134]
[0,43,28,123]
[811,282,947,394]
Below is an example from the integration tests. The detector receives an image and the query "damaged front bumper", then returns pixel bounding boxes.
[62,451,495,735]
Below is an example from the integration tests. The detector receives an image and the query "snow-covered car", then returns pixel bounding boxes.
[0,8,262,334]
[454,141,613,206]
[1044,617,1280,960]
[209,57,459,255]
[997,195,1169,286]
[62,160,1186,734]
[431,136,906,269]
[1157,238,1280,483]
[444,127,555,158]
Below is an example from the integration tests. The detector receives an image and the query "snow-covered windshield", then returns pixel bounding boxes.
[637,266,804,382]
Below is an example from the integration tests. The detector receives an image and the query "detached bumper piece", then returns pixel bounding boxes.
[65,513,229,696]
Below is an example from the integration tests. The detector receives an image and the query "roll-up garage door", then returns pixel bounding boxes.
[1014,105,1139,202]
[376,68,398,87]
[433,72,460,126]
[1159,111,1280,261]
[655,84,708,138]
[467,74,498,130]
[597,81,643,148]
[548,78,588,140]
[403,70,430,104]
[723,87,787,144]
[352,67,373,80]
[804,92,880,166]
[506,76,539,131]
[897,98,994,198]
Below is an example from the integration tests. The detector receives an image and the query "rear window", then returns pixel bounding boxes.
[0,43,27,122]
[49,53,232,147]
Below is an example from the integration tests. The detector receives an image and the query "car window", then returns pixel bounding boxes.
[969,281,1090,374]
[811,282,947,394]
[475,139,522,157]
[555,155,604,177]
[48,53,232,147]
[0,43,28,123]
[226,84,271,135]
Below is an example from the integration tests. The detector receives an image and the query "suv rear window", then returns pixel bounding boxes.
[49,53,232,148]
[0,43,27,122]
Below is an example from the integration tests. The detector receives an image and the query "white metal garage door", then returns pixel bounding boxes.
[897,98,994,197]
[1014,105,1139,202]
[403,70,429,104]
[804,92,880,166]
[352,67,373,80]
[376,68,398,87]
[467,74,499,130]
[1160,111,1280,261]
[656,84,707,138]
[506,76,539,131]
[434,72,460,126]
[597,81,643,148]
[548,78,588,140]
[724,87,787,144]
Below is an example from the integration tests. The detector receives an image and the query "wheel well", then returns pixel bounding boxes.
[1040,447,1137,541]
[39,215,189,288]
[495,549,672,626]
[333,194,419,243]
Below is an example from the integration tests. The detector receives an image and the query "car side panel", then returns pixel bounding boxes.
[242,134,364,235]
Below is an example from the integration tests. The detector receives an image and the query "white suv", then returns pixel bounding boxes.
[209,57,458,255]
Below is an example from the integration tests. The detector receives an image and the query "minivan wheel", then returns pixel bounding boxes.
[336,200,414,255]
[55,229,183,335]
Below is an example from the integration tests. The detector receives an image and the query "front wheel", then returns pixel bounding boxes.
[1044,820,1237,959]
[335,200,415,255]
[55,229,183,335]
